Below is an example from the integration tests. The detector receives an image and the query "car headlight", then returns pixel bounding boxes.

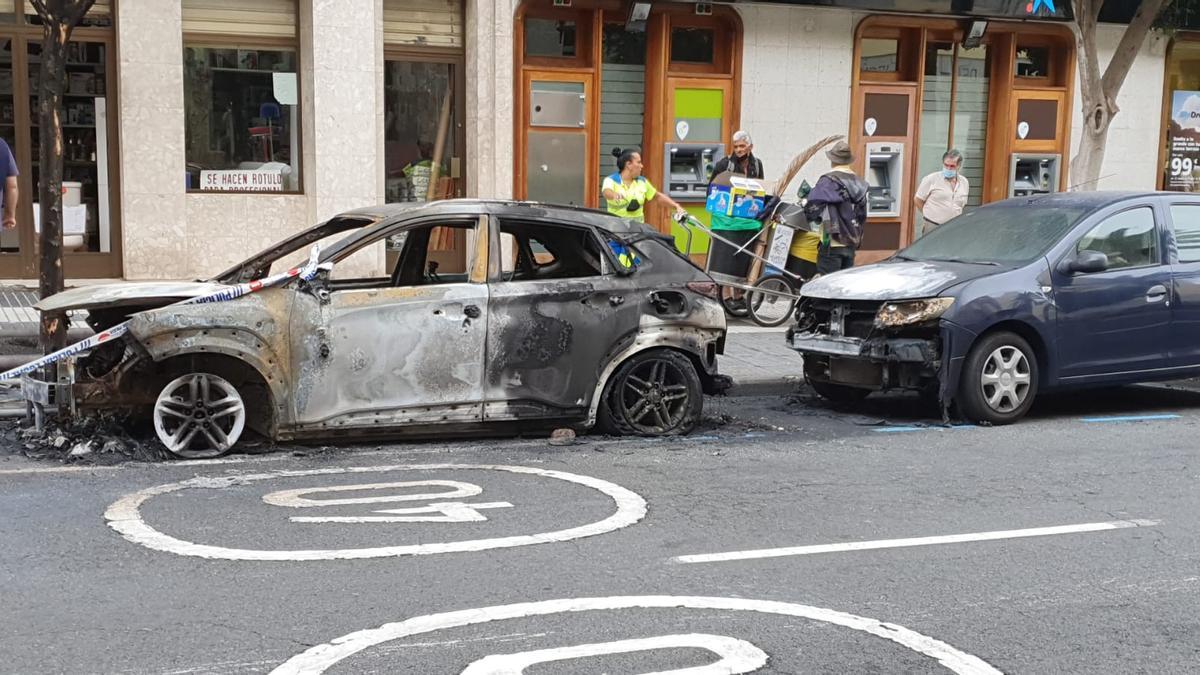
[874,298,955,328]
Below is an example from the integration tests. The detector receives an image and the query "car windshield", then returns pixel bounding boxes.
[898,204,1090,265]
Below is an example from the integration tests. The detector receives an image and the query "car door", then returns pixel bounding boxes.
[290,216,490,427]
[483,216,644,420]
[1053,204,1173,380]
[1166,200,1200,367]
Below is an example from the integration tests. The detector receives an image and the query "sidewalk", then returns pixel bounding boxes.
[720,324,803,396]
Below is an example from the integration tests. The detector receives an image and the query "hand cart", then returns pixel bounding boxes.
[674,205,808,328]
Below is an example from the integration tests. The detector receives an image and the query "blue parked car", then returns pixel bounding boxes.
[788,191,1200,424]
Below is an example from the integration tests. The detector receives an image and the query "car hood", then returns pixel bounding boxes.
[35,281,227,313]
[800,260,1000,301]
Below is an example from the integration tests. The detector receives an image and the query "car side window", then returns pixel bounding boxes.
[1171,205,1200,264]
[496,220,604,282]
[1076,206,1158,270]
[392,223,477,287]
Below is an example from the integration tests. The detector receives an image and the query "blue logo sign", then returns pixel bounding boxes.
[1027,0,1056,14]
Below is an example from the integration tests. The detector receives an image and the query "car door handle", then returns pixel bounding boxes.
[463,304,481,319]
[1146,285,1168,302]
[609,295,625,307]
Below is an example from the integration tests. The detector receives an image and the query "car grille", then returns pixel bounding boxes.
[796,299,883,340]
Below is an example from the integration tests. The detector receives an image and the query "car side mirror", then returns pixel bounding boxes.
[1061,250,1109,275]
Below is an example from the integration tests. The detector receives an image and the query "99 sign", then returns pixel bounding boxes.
[1172,156,1196,176]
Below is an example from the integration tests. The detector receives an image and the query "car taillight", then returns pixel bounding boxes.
[686,281,719,299]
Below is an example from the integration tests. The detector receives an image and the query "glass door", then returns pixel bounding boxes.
[27,38,115,270]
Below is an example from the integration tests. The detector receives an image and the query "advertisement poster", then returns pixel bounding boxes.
[1167,91,1200,193]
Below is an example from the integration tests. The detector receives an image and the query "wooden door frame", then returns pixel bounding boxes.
[0,22,122,279]
[852,82,918,263]
[517,69,598,206]
[383,46,468,198]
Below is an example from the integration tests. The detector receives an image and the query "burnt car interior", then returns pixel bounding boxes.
[498,220,606,281]
[212,215,378,284]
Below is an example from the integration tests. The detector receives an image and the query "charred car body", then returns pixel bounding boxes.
[37,200,728,457]
[790,192,1200,424]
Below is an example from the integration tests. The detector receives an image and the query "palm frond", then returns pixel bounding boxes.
[775,134,845,197]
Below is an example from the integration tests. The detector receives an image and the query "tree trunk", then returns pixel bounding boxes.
[29,0,94,367]
[37,19,70,356]
[1070,0,1169,189]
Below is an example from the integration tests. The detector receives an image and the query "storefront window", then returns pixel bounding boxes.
[1016,46,1051,78]
[183,46,299,192]
[860,38,899,73]
[1162,38,1200,193]
[526,18,577,58]
[384,60,460,203]
[671,27,714,64]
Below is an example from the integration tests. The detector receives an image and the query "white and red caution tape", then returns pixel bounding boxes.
[0,246,329,383]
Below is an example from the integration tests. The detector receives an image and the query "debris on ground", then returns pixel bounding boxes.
[548,428,577,446]
[0,413,172,464]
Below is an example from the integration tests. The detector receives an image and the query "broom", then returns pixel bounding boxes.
[774,134,845,198]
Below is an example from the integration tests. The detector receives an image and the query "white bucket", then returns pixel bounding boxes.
[62,181,82,207]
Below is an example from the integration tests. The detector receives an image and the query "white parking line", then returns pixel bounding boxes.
[674,519,1160,564]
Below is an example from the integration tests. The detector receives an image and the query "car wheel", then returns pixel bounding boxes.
[153,373,247,459]
[957,331,1038,425]
[746,276,798,328]
[602,349,703,436]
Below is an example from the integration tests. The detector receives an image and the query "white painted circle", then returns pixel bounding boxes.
[268,595,1002,674]
[104,464,647,561]
[864,117,878,136]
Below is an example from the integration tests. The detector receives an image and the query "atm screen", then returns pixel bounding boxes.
[869,161,890,189]
[670,156,701,182]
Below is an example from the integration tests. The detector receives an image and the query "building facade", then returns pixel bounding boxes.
[0,0,1192,280]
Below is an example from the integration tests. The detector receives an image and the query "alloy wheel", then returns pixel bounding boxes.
[153,373,246,459]
[616,358,692,434]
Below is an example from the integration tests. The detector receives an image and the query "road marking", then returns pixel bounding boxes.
[269,595,1001,675]
[459,634,768,674]
[872,425,975,433]
[1080,414,1181,423]
[261,480,482,508]
[104,464,647,561]
[674,519,1160,564]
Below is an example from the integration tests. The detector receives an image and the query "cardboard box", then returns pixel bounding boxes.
[728,176,767,219]
[705,184,731,215]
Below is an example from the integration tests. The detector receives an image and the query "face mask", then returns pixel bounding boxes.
[942,168,958,179]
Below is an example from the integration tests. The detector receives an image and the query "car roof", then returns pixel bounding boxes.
[320,199,659,263]
[997,191,1200,209]
[333,199,653,234]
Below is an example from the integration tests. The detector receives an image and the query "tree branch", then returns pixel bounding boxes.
[1101,0,1169,96]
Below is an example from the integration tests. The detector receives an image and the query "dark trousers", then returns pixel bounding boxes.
[816,242,856,275]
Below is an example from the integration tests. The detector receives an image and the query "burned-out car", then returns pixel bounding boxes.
[37,200,728,457]
[790,191,1200,425]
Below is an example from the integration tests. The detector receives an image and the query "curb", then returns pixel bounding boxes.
[723,379,801,398]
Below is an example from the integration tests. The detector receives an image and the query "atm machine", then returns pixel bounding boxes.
[1009,154,1061,197]
[664,143,724,202]
[865,141,904,218]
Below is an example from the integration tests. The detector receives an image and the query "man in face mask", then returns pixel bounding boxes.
[914,149,968,236]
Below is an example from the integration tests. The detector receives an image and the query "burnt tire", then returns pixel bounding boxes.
[807,377,871,404]
[600,349,703,437]
[957,331,1038,425]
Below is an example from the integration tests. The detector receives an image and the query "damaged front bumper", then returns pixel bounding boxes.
[788,325,943,391]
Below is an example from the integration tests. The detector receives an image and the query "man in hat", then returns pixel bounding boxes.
[804,140,870,275]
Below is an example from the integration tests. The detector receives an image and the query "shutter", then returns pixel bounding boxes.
[384,0,462,49]
[182,0,297,40]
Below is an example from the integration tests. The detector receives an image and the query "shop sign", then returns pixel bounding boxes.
[200,170,285,192]
[1166,91,1200,193]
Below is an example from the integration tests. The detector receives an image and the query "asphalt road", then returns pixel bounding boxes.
[2,386,1199,674]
